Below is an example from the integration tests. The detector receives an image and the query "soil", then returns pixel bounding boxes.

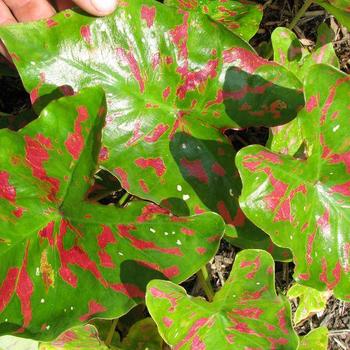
[0,1,350,349]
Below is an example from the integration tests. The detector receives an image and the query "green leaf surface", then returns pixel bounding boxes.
[271,25,339,82]
[117,318,162,350]
[236,64,350,300]
[316,0,350,30]
[298,327,329,350]
[269,24,339,156]
[0,1,304,252]
[164,0,263,41]
[287,284,329,324]
[40,325,108,349]
[146,249,298,349]
[0,88,224,340]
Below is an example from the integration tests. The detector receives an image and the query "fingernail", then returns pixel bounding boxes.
[91,0,117,14]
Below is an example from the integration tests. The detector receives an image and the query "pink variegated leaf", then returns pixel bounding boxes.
[0,88,224,340]
[146,249,298,349]
[237,65,350,300]
[164,0,263,40]
[0,1,303,260]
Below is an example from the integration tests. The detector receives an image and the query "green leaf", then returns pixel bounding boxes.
[236,64,350,301]
[298,327,329,350]
[164,0,263,41]
[0,0,302,258]
[287,284,329,324]
[117,318,162,350]
[316,1,350,30]
[0,88,224,340]
[146,249,299,349]
[40,325,108,349]
[271,25,339,83]
[269,24,339,156]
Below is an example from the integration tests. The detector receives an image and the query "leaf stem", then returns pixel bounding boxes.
[288,0,314,30]
[105,318,118,347]
[118,192,132,207]
[197,265,214,302]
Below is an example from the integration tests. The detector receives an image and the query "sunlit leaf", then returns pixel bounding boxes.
[236,65,350,300]
[287,284,330,324]
[164,0,263,40]
[0,87,224,340]
[146,250,298,349]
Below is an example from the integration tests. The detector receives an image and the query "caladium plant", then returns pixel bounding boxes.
[164,0,263,41]
[0,87,224,340]
[146,249,298,349]
[268,24,339,157]
[0,0,303,261]
[237,64,350,301]
[287,284,329,325]
[0,0,348,348]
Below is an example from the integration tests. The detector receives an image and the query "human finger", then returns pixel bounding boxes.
[2,0,55,22]
[0,0,17,59]
[72,0,117,16]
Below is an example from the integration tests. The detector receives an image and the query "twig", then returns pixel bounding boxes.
[329,329,350,336]
[288,0,314,30]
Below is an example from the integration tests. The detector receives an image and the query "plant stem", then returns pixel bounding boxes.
[118,192,132,207]
[197,265,214,302]
[288,0,314,30]
[105,318,118,347]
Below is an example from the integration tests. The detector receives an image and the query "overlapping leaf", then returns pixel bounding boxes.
[146,249,298,349]
[237,65,350,300]
[116,318,162,350]
[298,327,329,350]
[0,1,303,258]
[287,284,329,324]
[164,0,263,41]
[316,0,350,29]
[0,88,224,340]
[40,325,108,349]
[269,24,339,156]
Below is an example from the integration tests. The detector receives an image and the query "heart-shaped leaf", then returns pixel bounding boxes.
[236,64,350,300]
[0,1,304,243]
[164,0,263,41]
[146,249,298,349]
[298,327,329,350]
[287,284,329,324]
[269,24,339,156]
[0,87,224,340]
